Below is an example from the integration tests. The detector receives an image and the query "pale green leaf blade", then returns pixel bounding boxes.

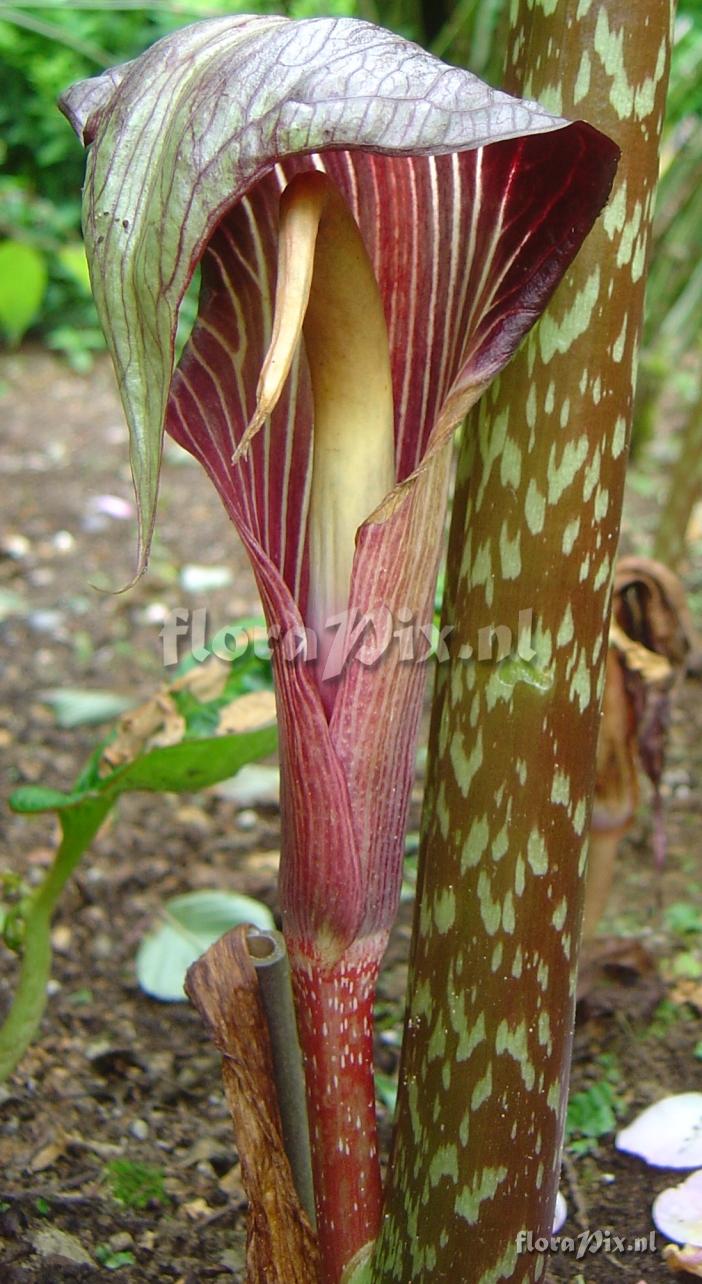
[0,241,48,345]
[136,889,275,1000]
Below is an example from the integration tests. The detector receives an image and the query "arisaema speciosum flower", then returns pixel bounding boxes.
[61,18,617,1278]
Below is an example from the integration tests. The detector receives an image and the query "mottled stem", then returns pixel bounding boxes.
[372,2,673,1280]
[653,369,702,569]
[290,936,386,1284]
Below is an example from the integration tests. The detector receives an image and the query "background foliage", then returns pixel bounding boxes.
[1,0,701,536]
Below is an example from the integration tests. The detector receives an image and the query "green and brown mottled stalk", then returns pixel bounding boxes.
[371,2,673,1280]
[654,362,702,569]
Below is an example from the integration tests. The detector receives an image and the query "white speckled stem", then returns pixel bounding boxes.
[290,935,387,1284]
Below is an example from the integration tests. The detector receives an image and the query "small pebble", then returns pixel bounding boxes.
[236,809,258,831]
[52,530,75,553]
[1,532,31,559]
[91,932,113,960]
[129,1119,149,1141]
[29,566,55,587]
[108,1231,134,1252]
[27,609,65,634]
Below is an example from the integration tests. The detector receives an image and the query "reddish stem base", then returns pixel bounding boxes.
[290,935,386,1284]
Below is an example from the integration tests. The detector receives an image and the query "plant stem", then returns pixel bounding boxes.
[247,928,316,1226]
[371,2,673,1279]
[0,798,110,1082]
[289,936,386,1284]
[653,369,702,569]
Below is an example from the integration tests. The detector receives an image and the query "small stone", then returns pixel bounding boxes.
[214,764,280,808]
[236,809,257,831]
[108,1231,134,1252]
[129,1118,149,1141]
[1,533,31,559]
[51,924,72,953]
[52,530,75,553]
[27,609,65,634]
[91,932,113,960]
[181,1197,211,1220]
[31,1227,92,1265]
[181,564,232,592]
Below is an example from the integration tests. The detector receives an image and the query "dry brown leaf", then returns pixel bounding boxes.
[612,555,696,862]
[609,620,673,685]
[99,654,274,775]
[28,1131,68,1172]
[100,692,184,772]
[181,1198,212,1221]
[217,689,277,735]
[592,649,638,837]
[171,655,231,702]
[669,979,702,1013]
[615,556,699,660]
[577,935,658,997]
[219,1162,246,1199]
[587,556,696,935]
[663,1243,702,1276]
[186,926,319,1284]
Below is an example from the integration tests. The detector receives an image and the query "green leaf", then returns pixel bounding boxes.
[95,1246,136,1271]
[0,795,111,1083]
[40,688,136,728]
[374,1070,398,1113]
[566,1081,617,1142]
[9,786,79,814]
[3,686,277,1079]
[0,588,27,621]
[104,1159,168,1209]
[108,727,277,795]
[0,240,47,344]
[665,902,702,936]
[136,889,275,1001]
[56,243,92,294]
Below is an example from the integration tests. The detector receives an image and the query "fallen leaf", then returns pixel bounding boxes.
[30,1227,93,1265]
[663,1242,702,1276]
[28,1132,68,1172]
[219,1164,246,1198]
[217,690,276,735]
[101,692,185,771]
[213,762,280,806]
[670,980,702,1013]
[577,936,663,1018]
[182,1197,212,1220]
[172,654,230,702]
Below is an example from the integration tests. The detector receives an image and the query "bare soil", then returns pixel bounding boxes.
[1,349,701,1283]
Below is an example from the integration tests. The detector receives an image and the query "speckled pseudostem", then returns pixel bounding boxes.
[372,3,674,1281]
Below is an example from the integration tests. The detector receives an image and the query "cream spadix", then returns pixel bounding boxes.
[240,171,395,713]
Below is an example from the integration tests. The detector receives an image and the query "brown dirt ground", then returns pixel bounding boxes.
[1,349,701,1284]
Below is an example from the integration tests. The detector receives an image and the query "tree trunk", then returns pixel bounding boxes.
[371,2,673,1280]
